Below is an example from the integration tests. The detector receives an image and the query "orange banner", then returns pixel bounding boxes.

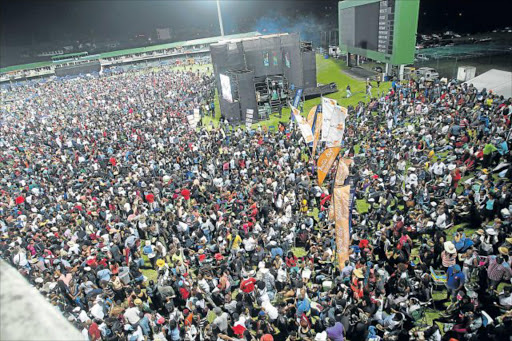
[317,147,341,186]
[334,158,353,187]
[307,105,318,125]
[334,185,351,269]
[312,112,323,157]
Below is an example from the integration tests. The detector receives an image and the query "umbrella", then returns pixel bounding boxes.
[15,196,25,205]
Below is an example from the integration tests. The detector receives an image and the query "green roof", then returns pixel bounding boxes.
[1,61,53,73]
[1,32,260,74]
[99,31,259,58]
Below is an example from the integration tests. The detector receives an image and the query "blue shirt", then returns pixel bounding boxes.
[497,141,509,155]
[138,316,151,335]
[97,269,111,282]
[446,267,465,290]
[486,199,495,211]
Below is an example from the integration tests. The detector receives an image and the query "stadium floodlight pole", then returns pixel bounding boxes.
[216,0,225,36]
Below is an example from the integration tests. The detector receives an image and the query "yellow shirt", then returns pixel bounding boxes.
[231,235,242,250]
[171,253,183,265]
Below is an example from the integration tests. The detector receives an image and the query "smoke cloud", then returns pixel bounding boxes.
[252,13,335,46]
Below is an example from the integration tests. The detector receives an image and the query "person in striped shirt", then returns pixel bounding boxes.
[441,241,457,268]
[486,247,512,290]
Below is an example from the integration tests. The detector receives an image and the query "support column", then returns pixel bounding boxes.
[399,64,405,81]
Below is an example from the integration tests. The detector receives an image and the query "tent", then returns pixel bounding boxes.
[464,69,512,98]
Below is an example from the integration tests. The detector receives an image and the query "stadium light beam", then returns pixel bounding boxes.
[216,0,225,36]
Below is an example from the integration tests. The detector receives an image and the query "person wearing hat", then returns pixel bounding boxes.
[351,268,365,301]
[441,241,458,268]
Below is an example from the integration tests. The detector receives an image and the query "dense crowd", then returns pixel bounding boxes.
[0,63,511,341]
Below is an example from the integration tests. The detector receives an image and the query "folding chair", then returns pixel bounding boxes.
[429,266,447,289]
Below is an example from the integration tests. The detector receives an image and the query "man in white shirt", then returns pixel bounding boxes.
[243,235,257,252]
[212,308,229,333]
[431,161,446,177]
[124,306,141,324]
[13,248,28,268]
[261,300,279,321]
[406,169,418,188]
[197,273,211,294]
[435,210,448,229]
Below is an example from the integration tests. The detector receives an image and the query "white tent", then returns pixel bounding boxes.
[464,69,512,98]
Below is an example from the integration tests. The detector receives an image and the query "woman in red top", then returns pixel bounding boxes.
[286,252,298,269]
[110,260,119,275]
[350,269,365,301]
[452,168,462,189]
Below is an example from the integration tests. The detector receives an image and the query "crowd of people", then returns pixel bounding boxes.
[0,61,511,341]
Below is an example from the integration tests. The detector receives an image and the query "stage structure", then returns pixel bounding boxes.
[210,33,326,124]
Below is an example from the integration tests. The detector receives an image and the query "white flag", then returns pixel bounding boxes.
[291,105,314,144]
[326,105,347,147]
[321,97,337,141]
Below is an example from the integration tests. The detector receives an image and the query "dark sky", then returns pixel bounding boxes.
[1,0,511,47]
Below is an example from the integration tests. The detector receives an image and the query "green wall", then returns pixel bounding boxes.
[338,0,420,65]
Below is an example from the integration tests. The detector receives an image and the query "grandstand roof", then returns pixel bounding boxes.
[51,52,88,60]
[0,31,260,74]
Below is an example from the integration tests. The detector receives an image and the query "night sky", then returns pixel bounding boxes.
[1,0,511,48]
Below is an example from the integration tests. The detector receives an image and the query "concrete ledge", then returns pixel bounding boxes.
[0,260,83,341]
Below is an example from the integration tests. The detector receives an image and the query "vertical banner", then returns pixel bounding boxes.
[292,88,303,108]
[334,158,355,235]
[307,105,318,125]
[290,88,303,122]
[291,105,314,144]
[334,185,351,269]
[321,97,337,141]
[326,105,348,147]
[348,178,356,235]
[311,105,323,157]
[334,158,353,187]
[317,147,341,186]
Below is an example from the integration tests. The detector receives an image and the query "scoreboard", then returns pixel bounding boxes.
[377,0,394,55]
[339,0,419,65]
